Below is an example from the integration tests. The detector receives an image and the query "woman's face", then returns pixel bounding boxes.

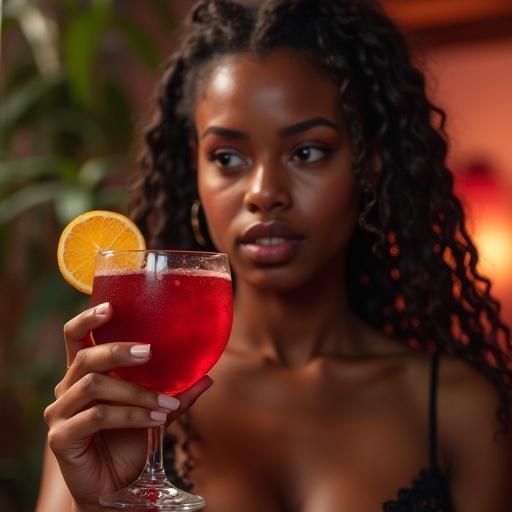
[194,50,359,291]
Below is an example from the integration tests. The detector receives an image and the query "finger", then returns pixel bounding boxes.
[46,372,180,423]
[55,342,151,397]
[166,375,214,424]
[63,303,112,367]
[48,404,169,457]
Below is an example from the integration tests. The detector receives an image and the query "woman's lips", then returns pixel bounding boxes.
[240,238,303,264]
[238,222,304,265]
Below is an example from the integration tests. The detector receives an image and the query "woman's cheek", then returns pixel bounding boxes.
[203,200,229,251]
[311,180,359,248]
[198,174,236,253]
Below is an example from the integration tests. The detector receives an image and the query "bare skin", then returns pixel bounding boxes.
[40,304,213,512]
[38,51,511,512]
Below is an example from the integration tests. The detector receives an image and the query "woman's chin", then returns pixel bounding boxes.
[234,263,321,294]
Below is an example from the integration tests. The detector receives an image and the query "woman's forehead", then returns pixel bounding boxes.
[194,50,344,130]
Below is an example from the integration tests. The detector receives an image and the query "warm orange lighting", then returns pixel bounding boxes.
[472,219,512,276]
[455,162,512,283]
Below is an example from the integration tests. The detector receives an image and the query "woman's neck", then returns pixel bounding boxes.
[227,262,368,368]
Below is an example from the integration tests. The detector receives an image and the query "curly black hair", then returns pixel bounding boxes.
[131,0,511,431]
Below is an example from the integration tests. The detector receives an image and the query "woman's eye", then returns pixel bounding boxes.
[209,151,245,169]
[291,146,328,163]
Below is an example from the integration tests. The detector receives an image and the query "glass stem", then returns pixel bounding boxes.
[144,426,166,479]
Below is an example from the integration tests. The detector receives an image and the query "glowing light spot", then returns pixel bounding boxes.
[473,220,512,277]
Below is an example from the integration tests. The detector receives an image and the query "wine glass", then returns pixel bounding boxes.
[90,250,233,510]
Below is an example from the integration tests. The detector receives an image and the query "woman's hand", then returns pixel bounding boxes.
[44,302,212,510]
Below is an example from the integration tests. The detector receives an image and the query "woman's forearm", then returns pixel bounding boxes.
[35,439,73,512]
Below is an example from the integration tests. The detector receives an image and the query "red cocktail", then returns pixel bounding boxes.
[92,269,232,394]
[91,250,232,511]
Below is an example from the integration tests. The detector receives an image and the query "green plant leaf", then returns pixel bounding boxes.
[0,2,179,508]
[0,75,59,131]
[95,186,125,210]
[0,7,17,32]
[14,272,79,347]
[0,156,69,184]
[79,157,111,186]
[2,0,36,22]
[63,1,112,106]
[0,223,6,272]
[100,79,132,147]
[54,159,81,183]
[113,15,160,70]
[35,107,102,148]
[55,184,93,223]
[0,182,61,223]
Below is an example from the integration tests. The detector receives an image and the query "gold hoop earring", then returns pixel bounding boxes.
[191,199,208,246]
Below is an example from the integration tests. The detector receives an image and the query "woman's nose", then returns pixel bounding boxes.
[243,162,292,214]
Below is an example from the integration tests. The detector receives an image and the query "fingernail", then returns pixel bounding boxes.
[94,302,110,316]
[130,344,151,358]
[150,410,167,422]
[157,394,180,412]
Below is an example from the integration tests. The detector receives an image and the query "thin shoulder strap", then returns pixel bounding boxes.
[429,353,440,469]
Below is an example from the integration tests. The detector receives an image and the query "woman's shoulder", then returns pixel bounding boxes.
[437,355,503,430]
[433,356,512,508]
[390,346,507,442]
[399,348,502,419]
[434,355,510,475]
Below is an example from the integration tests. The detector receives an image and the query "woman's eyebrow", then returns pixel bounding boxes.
[202,127,248,139]
[201,117,339,140]
[278,117,340,137]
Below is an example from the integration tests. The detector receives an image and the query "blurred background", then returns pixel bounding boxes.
[0,0,511,510]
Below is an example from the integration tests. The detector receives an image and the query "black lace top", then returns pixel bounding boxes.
[164,354,453,511]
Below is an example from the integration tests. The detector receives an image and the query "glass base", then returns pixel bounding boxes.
[99,472,205,511]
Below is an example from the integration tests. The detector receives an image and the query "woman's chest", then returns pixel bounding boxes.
[171,358,432,512]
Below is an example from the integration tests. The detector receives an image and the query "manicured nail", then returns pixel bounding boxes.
[130,344,151,358]
[157,394,180,412]
[150,410,167,422]
[94,302,110,315]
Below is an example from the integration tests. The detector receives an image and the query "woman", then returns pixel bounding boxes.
[38,0,511,511]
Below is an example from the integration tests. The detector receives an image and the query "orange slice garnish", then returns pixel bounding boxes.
[57,210,146,294]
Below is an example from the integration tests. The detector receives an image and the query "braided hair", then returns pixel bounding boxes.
[132,0,511,429]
